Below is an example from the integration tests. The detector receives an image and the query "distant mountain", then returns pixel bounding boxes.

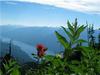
[0,25,23,36]
[0,38,35,63]
[0,25,100,54]
[0,25,62,54]
[0,37,55,64]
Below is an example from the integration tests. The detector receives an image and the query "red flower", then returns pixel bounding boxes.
[36,44,45,51]
[36,44,47,58]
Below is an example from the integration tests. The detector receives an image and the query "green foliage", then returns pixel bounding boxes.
[0,69,3,75]
[26,48,100,75]
[98,33,100,44]
[55,31,69,49]
[0,58,20,75]
[69,46,100,75]
[87,24,96,48]
[55,18,87,60]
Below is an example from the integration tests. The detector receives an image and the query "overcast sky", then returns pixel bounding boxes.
[0,0,100,28]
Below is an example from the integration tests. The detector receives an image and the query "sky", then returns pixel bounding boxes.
[0,0,100,28]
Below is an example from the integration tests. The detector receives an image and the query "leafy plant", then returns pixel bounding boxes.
[55,18,87,60]
[0,57,20,75]
[87,24,95,48]
[69,46,100,75]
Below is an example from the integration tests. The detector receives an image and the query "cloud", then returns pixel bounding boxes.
[16,0,100,14]
[5,1,18,5]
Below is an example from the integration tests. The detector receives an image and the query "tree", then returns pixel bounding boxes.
[98,33,100,44]
[87,24,95,49]
[9,40,12,57]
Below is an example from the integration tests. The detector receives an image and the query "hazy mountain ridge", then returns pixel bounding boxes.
[0,25,62,54]
[0,25,99,63]
[0,25,100,53]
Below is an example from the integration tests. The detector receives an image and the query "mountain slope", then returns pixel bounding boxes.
[0,25,100,54]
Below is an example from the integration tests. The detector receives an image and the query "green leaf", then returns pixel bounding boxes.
[3,63,9,70]
[55,31,69,49]
[0,69,3,75]
[11,66,20,75]
[2,59,20,75]
[61,26,73,42]
[75,25,87,39]
[67,20,74,35]
[80,46,92,57]
[75,39,87,44]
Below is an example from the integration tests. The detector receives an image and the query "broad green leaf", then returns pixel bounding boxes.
[9,60,17,67]
[0,69,3,75]
[75,25,87,39]
[3,63,9,70]
[61,26,73,42]
[80,46,92,51]
[55,31,69,49]
[75,39,87,44]
[80,46,93,57]
[67,20,74,35]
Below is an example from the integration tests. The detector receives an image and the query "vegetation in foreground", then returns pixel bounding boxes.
[0,19,100,75]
